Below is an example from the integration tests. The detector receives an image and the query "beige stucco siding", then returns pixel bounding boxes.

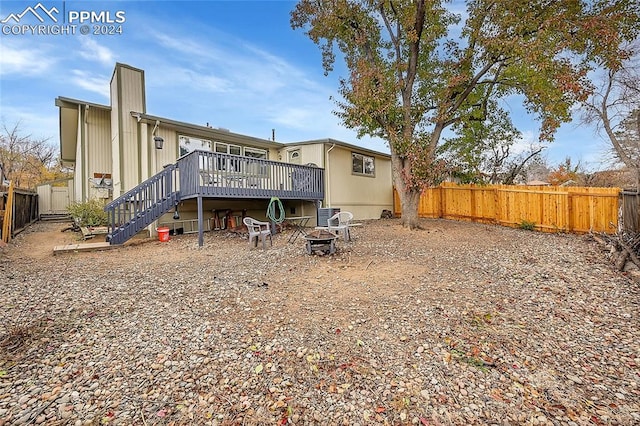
[266,147,280,161]
[325,145,392,219]
[300,144,325,167]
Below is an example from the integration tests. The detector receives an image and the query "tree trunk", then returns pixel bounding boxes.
[399,189,421,229]
[392,154,422,229]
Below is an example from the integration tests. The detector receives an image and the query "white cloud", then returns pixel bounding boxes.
[0,41,56,76]
[148,65,231,93]
[510,130,545,155]
[136,24,388,152]
[0,104,60,143]
[70,70,110,99]
[78,38,115,66]
[150,31,227,62]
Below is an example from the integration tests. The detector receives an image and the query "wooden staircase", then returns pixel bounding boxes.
[105,164,179,245]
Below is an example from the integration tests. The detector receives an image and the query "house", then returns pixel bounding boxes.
[56,63,392,246]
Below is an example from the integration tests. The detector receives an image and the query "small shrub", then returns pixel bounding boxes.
[518,219,536,231]
[67,199,108,227]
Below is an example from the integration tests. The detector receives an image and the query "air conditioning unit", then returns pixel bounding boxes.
[317,207,340,227]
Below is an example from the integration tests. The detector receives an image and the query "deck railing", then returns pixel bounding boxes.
[104,152,323,244]
[177,150,324,200]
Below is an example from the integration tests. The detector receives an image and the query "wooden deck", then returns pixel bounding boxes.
[104,151,324,246]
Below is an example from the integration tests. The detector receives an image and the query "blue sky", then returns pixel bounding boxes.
[0,0,613,170]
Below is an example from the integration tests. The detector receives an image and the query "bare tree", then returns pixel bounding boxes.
[582,44,640,188]
[0,121,57,188]
[500,146,546,185]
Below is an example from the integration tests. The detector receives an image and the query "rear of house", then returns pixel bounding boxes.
[56,63,393,244]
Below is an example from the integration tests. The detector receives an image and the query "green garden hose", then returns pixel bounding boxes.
[266,197,285,224]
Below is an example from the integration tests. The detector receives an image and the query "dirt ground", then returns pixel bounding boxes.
[1,219,639,425]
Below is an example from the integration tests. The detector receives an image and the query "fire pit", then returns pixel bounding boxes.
[304,230,338,255]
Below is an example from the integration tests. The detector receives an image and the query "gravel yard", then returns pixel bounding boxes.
[1,218,639,426]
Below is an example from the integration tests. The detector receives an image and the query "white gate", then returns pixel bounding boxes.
[37,178,74,215]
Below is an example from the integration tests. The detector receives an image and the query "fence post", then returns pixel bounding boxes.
[440,185,447,218]
[2,181,14,243]
[567,192,573,233]
[470,185,477,222]
[493,188,500,225]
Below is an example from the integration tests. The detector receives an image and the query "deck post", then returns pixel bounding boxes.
[197,196,204,247]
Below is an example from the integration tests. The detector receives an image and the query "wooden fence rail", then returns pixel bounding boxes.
[394,183,621,234]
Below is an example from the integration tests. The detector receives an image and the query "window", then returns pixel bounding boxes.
[179,135,212,169]
[179,135,211,156]
[244,147,268,176]
[288,150,301,164]
[214,142,242,172]
[352,152,375,176]
[244,147,267,159]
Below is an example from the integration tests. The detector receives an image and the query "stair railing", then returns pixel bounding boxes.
[104,164,179,244]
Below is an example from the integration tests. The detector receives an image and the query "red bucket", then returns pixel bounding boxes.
[156,226,170,242]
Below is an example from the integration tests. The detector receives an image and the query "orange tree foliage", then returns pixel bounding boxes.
[0,122,67,189]
[547,158,581,186]
[291,0,639,228]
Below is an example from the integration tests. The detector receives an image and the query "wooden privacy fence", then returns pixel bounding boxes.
[1,182,39,243]
[394,183,621,234]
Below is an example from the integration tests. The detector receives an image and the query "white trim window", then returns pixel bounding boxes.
[179,135,212,169]
[288,149,301,164]
[352,152,375,176]
[243,147,268,176]
[179,135,211,156]
[214,142,242,172]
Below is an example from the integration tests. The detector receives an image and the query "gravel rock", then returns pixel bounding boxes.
[1,219,638,425]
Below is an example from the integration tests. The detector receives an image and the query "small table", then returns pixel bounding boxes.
[285,216,312,243]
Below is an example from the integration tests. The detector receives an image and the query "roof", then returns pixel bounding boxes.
[55,97,111,165]
[132,112,283,151]
[288,138,391,158]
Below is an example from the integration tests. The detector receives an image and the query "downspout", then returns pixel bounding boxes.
[83,104,89,201]
[325,142,336,207]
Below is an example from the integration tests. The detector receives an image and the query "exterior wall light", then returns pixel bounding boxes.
[154,136,164,149]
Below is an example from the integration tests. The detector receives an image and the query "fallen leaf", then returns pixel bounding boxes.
[255,364,263,373]
[156,409,167,417]
[375,406,386,413]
